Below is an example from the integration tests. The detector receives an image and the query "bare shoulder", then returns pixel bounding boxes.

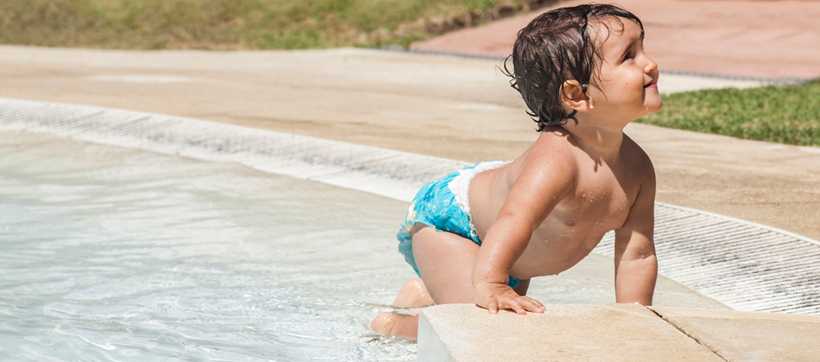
[513,130,580,197]
[525,129,580,181]
[497,129,579,224]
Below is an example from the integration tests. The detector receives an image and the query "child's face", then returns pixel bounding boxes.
[587,17,661,122]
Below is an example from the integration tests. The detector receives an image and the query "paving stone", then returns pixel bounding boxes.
[419,303,722,361]
[411,0,820,80]
[650,306,820,362]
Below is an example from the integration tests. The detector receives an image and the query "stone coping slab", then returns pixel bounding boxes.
[420,304,820,361]
[418,303,722,361]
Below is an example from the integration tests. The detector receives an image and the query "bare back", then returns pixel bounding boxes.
[468,130,649,279]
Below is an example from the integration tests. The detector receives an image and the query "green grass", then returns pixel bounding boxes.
[639,80,820,147]
[0,0,537,50]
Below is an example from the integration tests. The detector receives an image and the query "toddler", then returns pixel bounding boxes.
[372,3,660,340]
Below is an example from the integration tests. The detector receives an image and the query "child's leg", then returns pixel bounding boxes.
[370,226,480,340]
[416,227,532,299]
[411,226,481,303]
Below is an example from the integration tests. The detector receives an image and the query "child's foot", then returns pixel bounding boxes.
[370,312,419,340]
[393,278,433,308]
[369,278,432,340]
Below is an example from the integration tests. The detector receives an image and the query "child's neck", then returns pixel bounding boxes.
[562,118,625,163]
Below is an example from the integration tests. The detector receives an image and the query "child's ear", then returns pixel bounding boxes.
[560,80,594,111]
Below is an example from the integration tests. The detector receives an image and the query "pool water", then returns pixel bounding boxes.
[0,130,420,361]
[0,129,725,361]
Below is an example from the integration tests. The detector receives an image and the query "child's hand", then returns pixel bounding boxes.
[474,281,545,315]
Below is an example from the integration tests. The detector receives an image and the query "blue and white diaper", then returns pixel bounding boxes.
[396,160,520,288]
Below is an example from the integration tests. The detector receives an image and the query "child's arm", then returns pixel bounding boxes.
[472,146,575,314]
[613,158,658,305]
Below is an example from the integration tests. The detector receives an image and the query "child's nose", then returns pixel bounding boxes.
[644,59,659,75]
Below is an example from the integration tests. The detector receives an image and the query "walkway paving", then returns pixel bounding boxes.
[0,45,818,240]
[412,0,820,80]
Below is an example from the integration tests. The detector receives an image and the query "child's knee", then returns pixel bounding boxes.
[394,278,433,307]
[404,278,428,295]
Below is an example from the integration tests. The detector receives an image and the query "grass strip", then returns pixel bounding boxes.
[0,0,554,50]
[640,80,819,147]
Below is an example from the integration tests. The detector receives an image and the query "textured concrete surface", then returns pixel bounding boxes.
[420,304,820,361]
[0,46,818,240]
[419,304,723,361]
[650,307,820,361]
[412,0,820,80]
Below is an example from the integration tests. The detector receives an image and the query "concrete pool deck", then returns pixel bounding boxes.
[1,45,818,241]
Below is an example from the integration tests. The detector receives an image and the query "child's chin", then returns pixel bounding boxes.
[631,105,661,122]
[644,101,663,114]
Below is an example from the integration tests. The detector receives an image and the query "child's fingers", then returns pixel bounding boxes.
[528,297,544,309]
[507,301,527,315]
[487,299,498,314]
[504,298,527,315]
[519,297,544,313]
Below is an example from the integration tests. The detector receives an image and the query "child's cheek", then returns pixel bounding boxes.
[626,73,647,101]
[613,79,643,104]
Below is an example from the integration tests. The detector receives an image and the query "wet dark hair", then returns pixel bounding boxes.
[501,3,645,131]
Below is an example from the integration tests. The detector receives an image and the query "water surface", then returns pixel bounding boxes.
[0,130,418,361]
